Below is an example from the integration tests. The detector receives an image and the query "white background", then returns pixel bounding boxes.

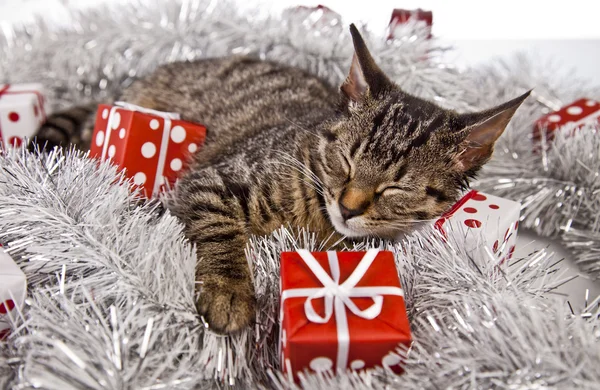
[1,0,600,307]
[2,0,600,84]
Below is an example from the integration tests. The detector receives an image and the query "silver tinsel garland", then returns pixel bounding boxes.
[0,0,599,388]
[468,57,600,280]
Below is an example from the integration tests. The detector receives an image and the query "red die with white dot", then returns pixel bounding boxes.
[90,103,206,198]
[533,98,600,142]
[435,190,520,265]
[0,83,49,148]
[0,248,27,340]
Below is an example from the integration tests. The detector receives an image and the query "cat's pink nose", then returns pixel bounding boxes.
[339,202,365,220]
[339,187,372,220]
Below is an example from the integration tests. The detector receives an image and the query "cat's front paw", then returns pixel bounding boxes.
[197,274,256,334]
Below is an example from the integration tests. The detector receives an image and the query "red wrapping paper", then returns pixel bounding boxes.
[287,4,341,28]
[533,98,600,142]
[90,102,206,198]
[280,250,411,380]
[388,8,433,39]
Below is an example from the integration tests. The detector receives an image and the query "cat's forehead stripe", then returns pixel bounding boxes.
[365,104,406,155]
[393,165,408,182]
[362,102,436,162]
[366,101,394,139]
[349,137,362,158]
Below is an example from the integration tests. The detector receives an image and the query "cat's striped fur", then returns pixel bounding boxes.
[32,25,529,333]
[33,104,97,151]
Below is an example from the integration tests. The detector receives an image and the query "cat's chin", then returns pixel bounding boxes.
[327,208,412,240]
[326,212,368,238]
[326,203,371,238]
[330,218,366,238]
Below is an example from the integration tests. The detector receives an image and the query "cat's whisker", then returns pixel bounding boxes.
[276,154,326,194]
[374,217,439,224]
[275,160,319,185]
[366,221,414,232]
[279,154,326,191]
[287,177,324,197]
[277,167,323,192]
[284,118,323,140]
[298,179,325,197]
[397,218,438,224]
[377,220,415,226]
[279,152,324,184]
[277,170,325,197]
[368,218,439,234]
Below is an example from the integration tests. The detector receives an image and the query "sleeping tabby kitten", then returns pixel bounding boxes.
[33,25,529,333]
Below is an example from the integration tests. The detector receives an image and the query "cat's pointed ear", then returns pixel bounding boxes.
[341,24,392,103]
[455,90,531,172]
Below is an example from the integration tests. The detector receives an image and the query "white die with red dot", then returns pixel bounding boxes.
[0,247,27,340]
[434,190,520,264]
[0,83,49,148]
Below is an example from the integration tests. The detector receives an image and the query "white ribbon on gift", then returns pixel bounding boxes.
[280,249,405,371]
[102,102,181,196]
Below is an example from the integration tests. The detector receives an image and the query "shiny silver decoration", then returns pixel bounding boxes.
[0,1,599,388]
[470,56,600,279]
[0,0,450,111]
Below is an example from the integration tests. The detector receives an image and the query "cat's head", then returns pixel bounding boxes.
[319,24,530,239]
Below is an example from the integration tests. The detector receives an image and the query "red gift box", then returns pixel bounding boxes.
[293,4,334,13]
[286,4,341,29]
[388,8,433,39]
[90,102,206,198]
[280,250,411,380]
[533,98,600,142]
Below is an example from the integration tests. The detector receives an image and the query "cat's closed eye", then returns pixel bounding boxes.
[340,154,353,180]
[376,185,412,196]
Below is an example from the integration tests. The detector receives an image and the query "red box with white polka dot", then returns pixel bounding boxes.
[533,98,600,141]
[434,190,520,265]
[388,8,433,39]
[0,248,27,341]
[90,103,206,198]
[0,83,49,148]
[279,250,411,381]
[287,5,340,28]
